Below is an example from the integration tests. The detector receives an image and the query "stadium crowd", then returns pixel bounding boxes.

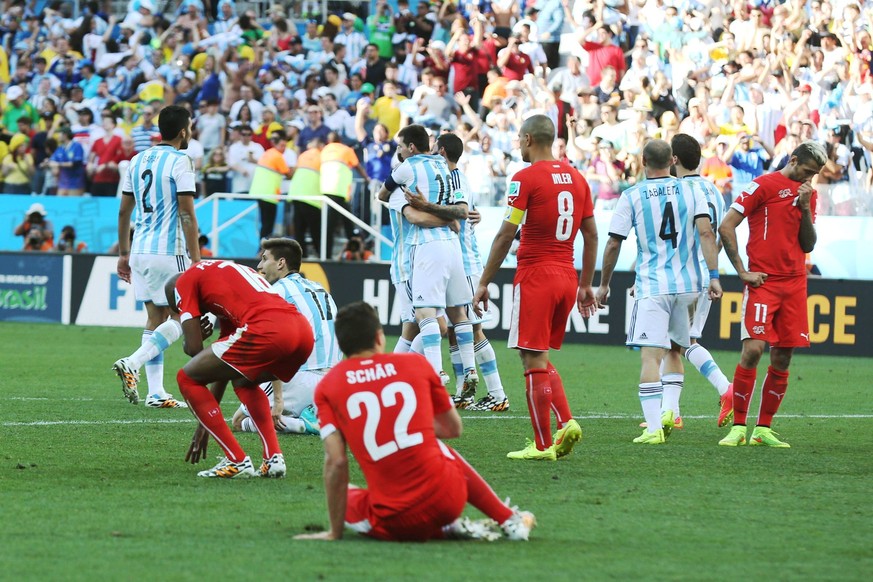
[4,0,873,255]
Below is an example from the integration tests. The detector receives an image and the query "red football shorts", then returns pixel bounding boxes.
[344,460,467,541]
[742,275,809,348]
[508,265,577,352]
[211,310,314,382]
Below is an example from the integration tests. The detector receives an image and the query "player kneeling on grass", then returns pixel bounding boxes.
[295,302,535,542]
[166,260,314,478]
[231,238,340,436]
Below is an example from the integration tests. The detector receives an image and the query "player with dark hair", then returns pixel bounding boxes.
[113,105,200,409]
[717,141,827,448]
[166,260,314,478]
[294,302,535,542]
[474,114,598,460]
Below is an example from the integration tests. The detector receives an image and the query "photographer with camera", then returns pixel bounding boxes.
[341,229,373,262]
[55,225,87,253]
[14,203,54,252]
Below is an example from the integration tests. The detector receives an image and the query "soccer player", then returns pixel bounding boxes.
[231,238,340,436]
[294,302,535,542]
[404,132,508,411]
[169,260,314,478]
[473,114,597,461]
[717,141,827,448]
[113,105,201,408]
[670,133,734,428]
[377,124,478,393]
[595,139,722,444]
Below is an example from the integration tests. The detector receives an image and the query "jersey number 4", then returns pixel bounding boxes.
[659,201,678,249]
[347,382,424,461]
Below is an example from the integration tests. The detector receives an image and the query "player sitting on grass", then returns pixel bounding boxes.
[295,301,535,542]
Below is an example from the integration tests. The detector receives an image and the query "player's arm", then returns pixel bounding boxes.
[402,205,454,227]
[576,216,599,317]
[180,316,206,357]
[178,193,201,263]
[404,187,469,220]
[434,407,462,439]
[321,432,349,540]
[695,215,723,301]
[595,235,623,307]
[796,181,817,252]
[117,192,136,283]
[719,208,766,287]
[473,218,518,313]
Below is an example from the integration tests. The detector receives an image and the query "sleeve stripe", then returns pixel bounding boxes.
[694,213,711,221]
[608,232,627,240]
[320,423,337,440]
[729,202,747,214]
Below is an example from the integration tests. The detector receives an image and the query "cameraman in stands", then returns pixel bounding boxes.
[341,228,373,262]
[55,225,88,253]
[14,203,54,252]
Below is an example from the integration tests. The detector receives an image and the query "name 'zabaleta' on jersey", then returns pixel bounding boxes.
[387,154,468,246]
[123,144,197,256]
[273,273,341,371]
[609,176,710,298]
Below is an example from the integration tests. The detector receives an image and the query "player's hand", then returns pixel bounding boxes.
[595,285,610,309]
[448,219,460,233]
[185,425,209,464]
[272,398,285,431]
[117,256,131,283]
[472,284,489,316]
[628,285,635,298]
[199,315,214,339]
[404,186,428,209]
[576,285,597,318]
[796,180,814,209]
[468,208,482,226]
[708,278,723,301]
[294,530,338,541]
[740,271,768,288]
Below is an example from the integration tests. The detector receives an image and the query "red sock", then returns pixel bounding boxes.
[524,368,553,450]
[547,362,572,429]
[757,366,789,427]
[453,448,513,524]
[177,370,245,462]
[731,364,757,426]
[234,385,282,459]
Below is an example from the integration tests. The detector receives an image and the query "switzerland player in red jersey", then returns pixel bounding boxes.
[295,302,535,542]
[717,141,827,448]
[473,115,599,461]
[165,260,314,477]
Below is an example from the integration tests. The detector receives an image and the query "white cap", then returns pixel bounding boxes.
[6,85,24,101]
[267,79,285,92]
[26,202,47,216]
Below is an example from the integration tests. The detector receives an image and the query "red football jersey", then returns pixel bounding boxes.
[315,353,455,515]
[173,260,299,327]
[731,171,818,277]
[507,160,594,269]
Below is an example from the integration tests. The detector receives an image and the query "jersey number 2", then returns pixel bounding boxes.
[141,169,154,213]
[555,191,574,241]
[347,382,424,461]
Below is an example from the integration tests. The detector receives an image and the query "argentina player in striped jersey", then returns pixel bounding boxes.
[231,238,340,436]
[671,134,734,429]
[113,106,201,409]
[405,133,509,411]
[595,139,722,445]
[377,125,479,394]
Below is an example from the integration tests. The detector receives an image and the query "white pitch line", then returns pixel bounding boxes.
[3,413,873,428]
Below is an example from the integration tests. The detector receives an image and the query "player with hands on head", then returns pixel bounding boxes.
[595,139,722,445]
[294,302,535,542]
[474,114,598,461]
[716,140,827,448]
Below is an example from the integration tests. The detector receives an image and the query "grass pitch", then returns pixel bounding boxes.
[1,323,871,581]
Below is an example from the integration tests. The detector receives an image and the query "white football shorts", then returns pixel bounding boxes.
[408,238,472,309]
[129,253,190,306]
[689,292,713,340]
[238,368,327,419]
[626,293,698,349]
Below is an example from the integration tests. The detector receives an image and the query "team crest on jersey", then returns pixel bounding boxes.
[507,181,520,205]
[752,325,765,335]
[778,188,793,198]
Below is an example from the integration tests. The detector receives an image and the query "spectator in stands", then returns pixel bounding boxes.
[49,127,86,196]
[250,129,294,241]
[321,131,369,258]
[228,124,265,194]
[721,131,772,193]
[15,203,54,251]
[88,115,124,196]
[131,106,160,154]
[298,104,332,149]
[55,225,88,253]
[203,147,231,198]
[1,134,35,194]
[341,229,373,262]
[3,85,39,131]
[579,22,626,87]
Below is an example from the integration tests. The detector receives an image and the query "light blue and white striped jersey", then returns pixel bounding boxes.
[123,144,197,256]
[389,154,467,246]
[683,175,726,272]
[387,187,413,285]
[273,273,341,371]
[609,176,709,298]
[450,168,483,277]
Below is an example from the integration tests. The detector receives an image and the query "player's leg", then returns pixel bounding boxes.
[445,249,478,398]
[686,292,733,424]
[446,327,465,396]
[470,324,509,410]
[393,284,418,353]
[627,296,672,443]
[660,345,684,428]
[749,347,793,447]
[275,371,322,435]
[233,379,283,469]
[411,242,451,375]
[543,275,578,430]
[512,348,557,458]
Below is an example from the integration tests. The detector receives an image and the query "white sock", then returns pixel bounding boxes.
[409,333,424,355]
[141,330,167,397]
[453,322,476,374]
[128,319,183,369]
[639,382,662,433]
[686,344,731,395]
[278,416,306,434]
[449,345,464,395]
[661,373,683,417]
[474,339,505,399]
[240,417,257,433]
[418,318,443,374]
[394,337,413,354]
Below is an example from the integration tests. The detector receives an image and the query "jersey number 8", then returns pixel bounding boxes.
[556,191,574,241]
